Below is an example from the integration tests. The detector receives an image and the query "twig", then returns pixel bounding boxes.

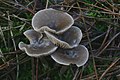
[81,15,99,80]
[97,31,120,56]
[0,49,8,70]
[0,26,8,49]
[36,58,39,80]
[99,58,120,80]
[97,26,111,53]
[79,66,84,80]
[4,1,35,15]
[50,5,120,16]
[7,11,19,80]
[0,62,9,70]
[67,3,76,12]
[33,0,37,12]
[0,66,16,79]
[78,1,112,13]
[95,0,110,10]
[84,32,106,46]
[77,3,99,80]
[32,58,35,80]
[45,0,49,9]
[72,68,79,80]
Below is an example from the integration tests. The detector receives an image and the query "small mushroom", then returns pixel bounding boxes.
[44,26,82,49]
[51,45,89,67]
[32,8,74,34]
[19,29,58,57]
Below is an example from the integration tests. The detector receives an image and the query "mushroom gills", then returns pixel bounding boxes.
[45,26,82,49]
[44,31,71,48]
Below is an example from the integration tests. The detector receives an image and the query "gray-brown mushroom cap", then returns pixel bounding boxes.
[23,29,43,44]
[45,26,82,49]
[18,29,58,57]
[32,8,74,34]
[51,45,89,67]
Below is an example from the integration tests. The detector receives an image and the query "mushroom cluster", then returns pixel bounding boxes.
[19,8,89,67]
